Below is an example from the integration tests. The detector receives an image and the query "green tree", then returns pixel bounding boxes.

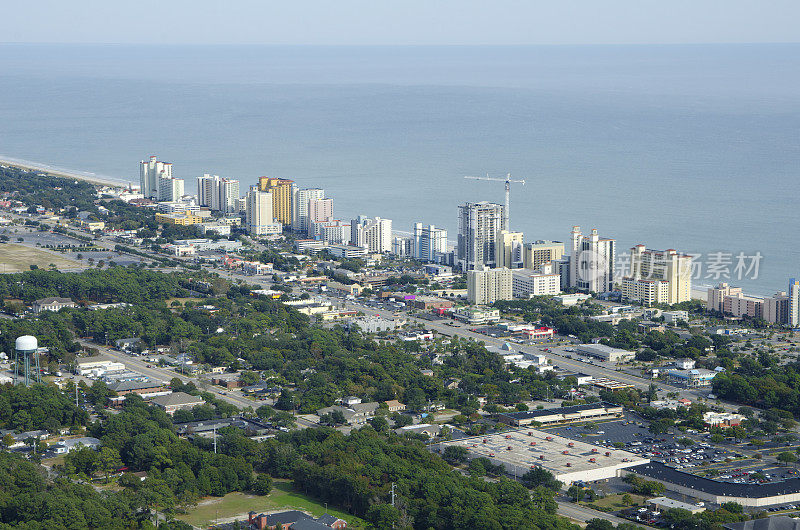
[586,518,614,530]
[778,452,798,464]
[442,445,469,465]
[253,474,273,495]
[520,467,562,491]
[366,504,400,529]
[98,446,123,483]
[720,501,743,514]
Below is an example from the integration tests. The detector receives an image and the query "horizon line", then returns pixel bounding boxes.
[1,41,799,47]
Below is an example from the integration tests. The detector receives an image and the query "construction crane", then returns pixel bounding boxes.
[464,173,526,232]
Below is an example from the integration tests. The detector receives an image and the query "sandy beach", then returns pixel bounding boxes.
[0,155,130,188]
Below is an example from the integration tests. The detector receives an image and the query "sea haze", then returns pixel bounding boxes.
[0,44,797,294]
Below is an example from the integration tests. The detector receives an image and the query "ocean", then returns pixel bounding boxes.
[0,44,797,295]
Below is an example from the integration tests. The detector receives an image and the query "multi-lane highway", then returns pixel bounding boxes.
[314,294,745,412]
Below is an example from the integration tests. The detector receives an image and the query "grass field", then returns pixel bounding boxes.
[587,493,648,510]
[177,481,363,528]
[165,297,205,307]
[0,243,80,273]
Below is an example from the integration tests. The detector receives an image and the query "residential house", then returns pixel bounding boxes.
[384,399,406,413]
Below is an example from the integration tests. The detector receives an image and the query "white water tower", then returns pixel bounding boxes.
[14,335,40,386]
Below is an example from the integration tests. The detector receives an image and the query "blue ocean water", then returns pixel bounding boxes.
[0,44,797,294]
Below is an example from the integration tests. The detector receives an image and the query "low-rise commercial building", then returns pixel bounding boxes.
[553,293,591,306]
[435,428,647,485]
[453,306,501,325]
[667,368,718,387]
[327,244,368,259]
[497,402,624,427]
[76,360,126,377]
[629,462,800,508]
[662,310,689,324]
[317,402,379,425]
[52,437,101,454]
[155,211,204,226]
[575,344,635,363]
[512,268,561,298]
[703,411,745,428]
[32,297,75,313]
[648,496,705,514]
[149,392,205,415]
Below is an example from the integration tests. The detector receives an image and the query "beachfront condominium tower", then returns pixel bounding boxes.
[140,155,172,199]
[495,230,524,269]
[621,245,693,305]
[569,226,616,294]
[245,185,274,235]
[457,201,504,272]
[523,240,564,272]
[307,198,334,236]
[351,216,392,253]
[197,174,214,207]
[413,223,448,263]
[292,188,325,233]
[259,177,294,226]
[790,278,800,327]
[157,175,184,202]
[196,174,239,214]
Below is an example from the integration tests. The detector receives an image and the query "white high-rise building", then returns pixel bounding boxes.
[292,188,326,233]
[197,174,215,207]
[393,236,414,258]
[245,186,278,235]
[790,278,800,327]
[217,178,240,214]
[311,219,350,244]
[351,216,392,253]
[196,174,240,214]
[621,245,693,305]
[467,265,513,305]
[413,223,448,263]
[140,156,173,199]
[158,175,184,202]
[457,202,504,272]
[569,226,616,294]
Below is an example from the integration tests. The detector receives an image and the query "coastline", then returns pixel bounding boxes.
[0,155,129,188]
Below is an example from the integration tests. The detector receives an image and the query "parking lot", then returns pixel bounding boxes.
[540,417,800,489]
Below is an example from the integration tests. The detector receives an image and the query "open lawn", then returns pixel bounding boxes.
[177,481,363,528]
[0,243,80,273]
[587,493,648,510]
[165,297,205,307]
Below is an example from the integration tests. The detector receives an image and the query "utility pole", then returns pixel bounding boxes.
[213,425,217,454]
[391,482,395,506]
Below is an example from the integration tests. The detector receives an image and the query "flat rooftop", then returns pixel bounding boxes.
[631,462,800,498]
[436,428,648,482]
[499,401,620,422]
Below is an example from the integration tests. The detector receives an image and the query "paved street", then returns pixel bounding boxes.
[556,500,641,526]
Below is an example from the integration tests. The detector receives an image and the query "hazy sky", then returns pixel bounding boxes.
[3,0,798,45]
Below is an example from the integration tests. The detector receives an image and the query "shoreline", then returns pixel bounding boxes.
[0,155,130,188]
